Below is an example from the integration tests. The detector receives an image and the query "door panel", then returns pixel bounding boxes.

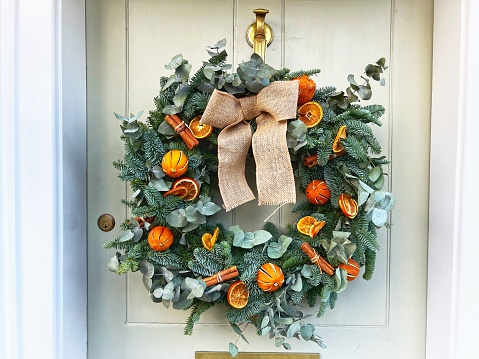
[88,0,431,357]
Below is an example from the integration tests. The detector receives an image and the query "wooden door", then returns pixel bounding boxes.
[87,0,432,357]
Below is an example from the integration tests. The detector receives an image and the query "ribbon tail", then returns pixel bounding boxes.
[217,122,255,211]
[253,113,296,206]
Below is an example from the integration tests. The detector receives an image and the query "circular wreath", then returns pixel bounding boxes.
[106,39,394,355]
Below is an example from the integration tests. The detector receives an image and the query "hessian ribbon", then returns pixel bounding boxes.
[200,81,299,212]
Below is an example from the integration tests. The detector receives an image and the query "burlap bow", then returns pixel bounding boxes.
[201,81,299,212]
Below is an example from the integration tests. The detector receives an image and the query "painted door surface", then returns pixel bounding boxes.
[87,1,432,358]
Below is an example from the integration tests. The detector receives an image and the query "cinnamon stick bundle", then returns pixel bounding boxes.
[303,154,319,168]
[300,242,334,275]
[164,114,199,150]
[203,266,239,287]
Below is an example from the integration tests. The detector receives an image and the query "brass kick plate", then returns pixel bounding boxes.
[196,353,319,359]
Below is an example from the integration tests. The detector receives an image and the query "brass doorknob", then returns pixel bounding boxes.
[97,213,115,232]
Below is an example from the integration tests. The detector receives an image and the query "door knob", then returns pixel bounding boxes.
[97,213,115,232]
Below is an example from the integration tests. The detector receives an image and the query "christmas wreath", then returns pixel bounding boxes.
[106,39,394,356]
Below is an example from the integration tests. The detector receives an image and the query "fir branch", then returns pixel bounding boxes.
[312,86,337,103]
[184,300,215,335]
[342,136,369,161]
[285,69,321,80]
[363,247,377,280]
[117,258,139,274]
[143,129,166,166]
[148,251,184,268]
[183,92,211,119]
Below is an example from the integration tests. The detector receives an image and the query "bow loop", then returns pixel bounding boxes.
[200,81,299,211]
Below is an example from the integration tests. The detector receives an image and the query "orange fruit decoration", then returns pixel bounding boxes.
[338,193,358,219]
[339,258,360,281]
[305,180,330,205]
[257,263,284,292]
[189,116,213,139]
[161,150,188,178]
[293,74,316,106]
[201,227,219,251]
[148,226,174,252]
[227,280,249,309]
[297,216,326,238]
[332,125,347,155]
[163,177,199,201]
[297,102,323,128]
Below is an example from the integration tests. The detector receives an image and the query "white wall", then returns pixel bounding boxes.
[0,0,87,358]
[0,0,477,358]
[427,0,479,358]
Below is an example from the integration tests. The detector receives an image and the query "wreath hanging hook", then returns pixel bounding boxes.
[245,8,273,61]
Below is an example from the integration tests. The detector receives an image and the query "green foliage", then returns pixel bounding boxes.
[105,39,394,354]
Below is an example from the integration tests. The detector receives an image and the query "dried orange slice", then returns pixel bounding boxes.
[309,221,326,237]
[189,116,213,139]
[201,227,219,250]
[332,125,347,154]
[227,280,249,309]
[297,216,325,238]
[164,177,199,201]
[297,102,323,128]
[338,193,358,219]
[163,186,187,198]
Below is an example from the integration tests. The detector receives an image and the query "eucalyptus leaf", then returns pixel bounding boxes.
[274,317,294,325]
[142,275,152,291]
[152,287,164,299]
[245,80,266,93]
[374,173,385,190]
[257,63,276,78]
[118,230,134,242]
[149,178,170,191]
[166,208,188,228]
[165,54,183,70]
[261,326,271,336]
[132,225,143,243]
[232,230,245,247]
[114,112,128,122]
[203,67,215,80]
[261,316,270,329]
[358,83,372,100]
[283,343,291,350]
[107,253,121,272]
[176,63,192,82]
[159,266,174,282]
[290,274,303,292]
[197,82,215,93]
[238,60,258,78]
[300,324,315,341]
[252,230,272,245]
[185,277,205,298]
[370,208,388,227]
[151,165,166,179]
[139,260,154,278]
[173,291,194,309]
[182,222,201,232]
[161,105,181,115]
[173,93,188,107]
[197,201,221,216]
[229,343,239,357]
[212,38,227,49]
[369,167,381,182]
[162,282,175,301]
[229,225,243,237]
[161,75,177,91]
[286,321,301,338]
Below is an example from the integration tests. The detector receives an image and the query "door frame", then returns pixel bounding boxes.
[1,0,474,358]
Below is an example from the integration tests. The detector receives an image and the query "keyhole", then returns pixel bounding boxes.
[97,214,115,232]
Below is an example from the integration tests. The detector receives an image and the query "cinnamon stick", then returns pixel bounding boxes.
[303,154,319,168]
[203,266,239,287]
[164,114,199,150]
[300,242,334,275]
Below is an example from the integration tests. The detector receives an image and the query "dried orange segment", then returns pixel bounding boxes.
[163,186,188,198]
[297,216,318,236]
[172,177,200,201]
[309,221,325,238]
[338,193,358,219]
[201,227,219,250]
[297,102,323,128]
[189,116,213,139]
[227,280,249,309]
[332,125,347,154]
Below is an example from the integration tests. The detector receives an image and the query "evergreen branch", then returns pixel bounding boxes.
[184,300,215,335]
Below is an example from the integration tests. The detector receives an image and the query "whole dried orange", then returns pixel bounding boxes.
[189,116,213,139]
[297,102,323,128]
[293,74,316,106]
[305,180,330,205]
[201,227,219,251]
[163,177,199,201]
[161,150,188,178]
[257,263,284,292]
[148,226,174,252]
[338,193,358,219]
[227,281,249,309]
[332,125,347,154]
[297,216,325,238]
